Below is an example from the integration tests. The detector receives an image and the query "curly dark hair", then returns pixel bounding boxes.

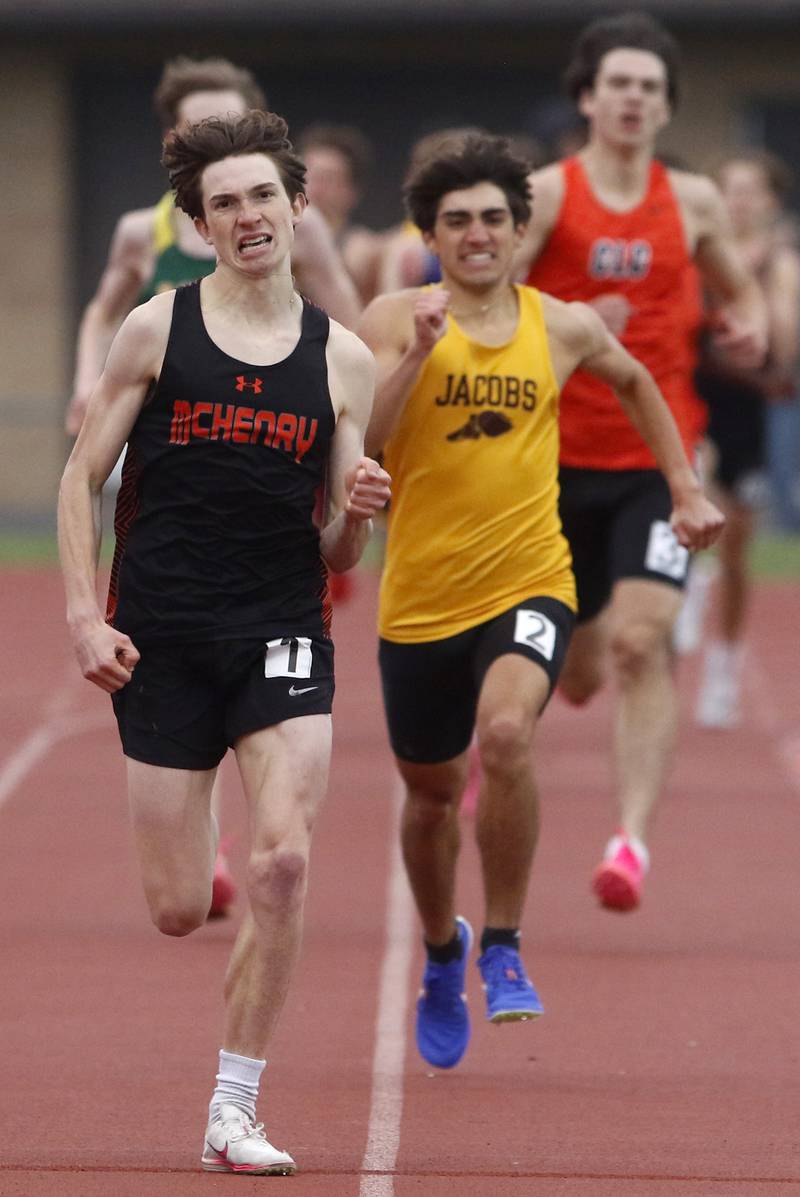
[153,56,267,130]
[404,133,532,234]
[564,12,681,109]
[161,110,306,221]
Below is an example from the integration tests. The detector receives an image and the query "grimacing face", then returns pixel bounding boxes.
[195,152,305,276]
[425,180,524,288]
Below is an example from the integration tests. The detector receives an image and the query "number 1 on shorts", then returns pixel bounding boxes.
[264,636,313,679]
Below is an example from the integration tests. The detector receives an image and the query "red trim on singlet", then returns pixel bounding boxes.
[311,474,334,639]
[106,445,141,626]
[527,156,706,470]
[319,560,333,638]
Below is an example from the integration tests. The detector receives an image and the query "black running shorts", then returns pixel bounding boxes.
[111,635,335,770]
[696,369,767,506]
[378,596,575,765]
[558,466,690,625]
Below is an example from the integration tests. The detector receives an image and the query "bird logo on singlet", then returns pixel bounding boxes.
[447,411,514,441]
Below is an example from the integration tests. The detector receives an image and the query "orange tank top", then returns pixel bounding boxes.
[527,157,704,470]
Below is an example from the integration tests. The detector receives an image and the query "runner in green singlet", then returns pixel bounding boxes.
[136,191,218,302]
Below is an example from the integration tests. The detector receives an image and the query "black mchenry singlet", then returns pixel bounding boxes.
[107,281,336,643]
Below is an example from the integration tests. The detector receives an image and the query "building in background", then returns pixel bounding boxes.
[2,0,800,527]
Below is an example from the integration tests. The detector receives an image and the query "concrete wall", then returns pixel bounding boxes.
[0,48,71,528]
[662,33,800,166]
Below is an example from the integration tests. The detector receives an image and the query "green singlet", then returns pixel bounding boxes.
[138,192,216,303]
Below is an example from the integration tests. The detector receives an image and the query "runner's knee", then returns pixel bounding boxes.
[478,711,530,776]
[151,897,208,938]
[404,781,461,830]
[610,619,669,683]
[247,848,308,912]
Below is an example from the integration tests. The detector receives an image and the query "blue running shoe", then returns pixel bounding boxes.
[415,916,473,1069]
[477,945,544,1023]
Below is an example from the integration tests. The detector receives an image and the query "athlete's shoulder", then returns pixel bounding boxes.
[667,167,721,216]
[528,162,566,220]
[104,291,176,380]
[358,288,418,341]
[363,287,419,316]
[121,289,177,341]
[539,292,605,351]
[326,321,375,420]
[529,160,565,193]
[326,319,376,375]
[518,163,566,269]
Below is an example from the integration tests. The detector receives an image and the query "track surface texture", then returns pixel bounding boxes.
[1,567,798,1195]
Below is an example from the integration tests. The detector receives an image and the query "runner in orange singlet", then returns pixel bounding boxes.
[519,12,766,911]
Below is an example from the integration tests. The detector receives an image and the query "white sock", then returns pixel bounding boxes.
[605,832,650,873]
[702,642,745,699]
[209,1049,265,1121]
[709,639,745,674]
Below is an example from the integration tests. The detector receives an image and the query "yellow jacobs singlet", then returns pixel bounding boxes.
[379,285,576,643]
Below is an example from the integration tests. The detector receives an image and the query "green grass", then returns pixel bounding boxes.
[749,533,800,579]
[0,532,58,564]
[2,529,799,578]
[0,531,113,566]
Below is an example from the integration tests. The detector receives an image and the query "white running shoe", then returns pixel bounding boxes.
[695,642,743,730]
[201,1103,296,1175]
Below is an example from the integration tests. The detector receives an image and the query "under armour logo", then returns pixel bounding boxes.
[235,375,263,394]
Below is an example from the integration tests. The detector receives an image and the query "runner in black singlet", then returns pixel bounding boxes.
[66,56,361,438]
[108,282,335,655]
[67,56,364,917]
[58,110,390,1175]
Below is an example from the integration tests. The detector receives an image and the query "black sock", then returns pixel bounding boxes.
[480,926,520,954]
[425,927,463,964]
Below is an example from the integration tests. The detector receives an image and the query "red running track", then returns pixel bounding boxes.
[1,567,799,1196]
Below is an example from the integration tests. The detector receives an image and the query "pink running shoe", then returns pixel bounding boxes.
[208,840,237,920]
[592,833,649,912]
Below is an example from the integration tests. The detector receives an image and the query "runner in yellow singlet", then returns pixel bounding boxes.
[359,133,723,1070]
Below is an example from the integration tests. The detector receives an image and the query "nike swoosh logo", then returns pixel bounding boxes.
[289,684,317,696]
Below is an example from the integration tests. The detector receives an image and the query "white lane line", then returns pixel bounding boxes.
[359,778,415,1197]
[0,708,108,813]
[0,670,91,811]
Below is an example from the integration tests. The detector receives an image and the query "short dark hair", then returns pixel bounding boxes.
[162,110,306,221]
[298,123,373,189]
[153,56,267,130]
[564,12,681,108]
[404,133,532,234]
